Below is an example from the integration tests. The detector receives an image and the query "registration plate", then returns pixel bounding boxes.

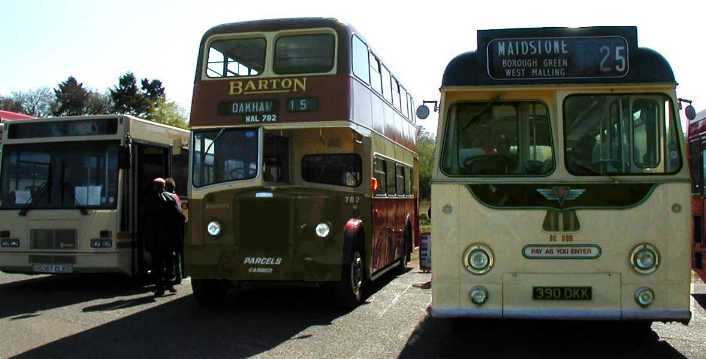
[533,286,591,300]
[32,263,73,274]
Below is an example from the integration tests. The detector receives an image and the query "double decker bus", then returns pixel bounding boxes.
[688,109,706,282]
[186,18,419,307]
[425,26,691,322]
[0,115,189,280]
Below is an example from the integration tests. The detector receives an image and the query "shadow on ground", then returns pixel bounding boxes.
[0,274,151,320]
[399,316,686,359]
[693,293,706,311]
[12,265,413,358]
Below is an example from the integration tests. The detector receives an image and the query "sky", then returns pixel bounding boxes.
[1,0,705,132]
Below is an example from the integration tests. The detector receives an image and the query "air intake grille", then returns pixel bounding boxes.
[30,229,77,250]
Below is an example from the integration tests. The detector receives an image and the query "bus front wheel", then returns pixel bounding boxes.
[192,279,228,306]
[335,245,365,309]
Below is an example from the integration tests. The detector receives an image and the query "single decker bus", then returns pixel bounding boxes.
[0,115,189,280]
[186,18,420,307]
[423,26,691,323]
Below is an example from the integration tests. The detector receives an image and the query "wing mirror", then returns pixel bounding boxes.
[685,105,697,121]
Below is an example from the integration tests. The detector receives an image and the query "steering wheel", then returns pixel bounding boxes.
[463,154,513,174]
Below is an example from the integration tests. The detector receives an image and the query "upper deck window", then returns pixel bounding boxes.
[206,38,266,78]
[441,102,554,176]
[351,35,370,83]
[564,94,682,175]
[274,34,335,74]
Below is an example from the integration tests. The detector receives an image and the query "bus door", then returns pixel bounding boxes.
[133,144,170,277]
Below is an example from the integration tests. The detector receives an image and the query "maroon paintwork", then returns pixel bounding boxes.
[371,198,415,271]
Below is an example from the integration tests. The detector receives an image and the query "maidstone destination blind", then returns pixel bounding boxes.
[484,30,632,80]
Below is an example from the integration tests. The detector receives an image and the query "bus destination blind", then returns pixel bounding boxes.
[487,36,629,80]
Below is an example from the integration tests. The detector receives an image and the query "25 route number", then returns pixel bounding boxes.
[600,45,626,73]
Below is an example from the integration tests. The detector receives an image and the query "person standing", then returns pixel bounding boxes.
[146,177,183,297]
[164,178,186,286]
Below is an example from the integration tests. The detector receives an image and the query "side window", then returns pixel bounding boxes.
[392,78,401,110]
[369,53,382,94]
[386,159,396,195]
[396,164,405,195]
[352,35,370,84]
[400,87,409,119]
[404,166,412,195]
[374,157,386,195]
[381,65,393,103]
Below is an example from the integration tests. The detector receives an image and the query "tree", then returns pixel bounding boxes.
[53,76,89,116]
[11,87,54,117]
[85,91,113,115]
[417,127,435,200]
[141,79,165,101]
[147,97,187,129]
[0,96,25,113]
[110,72,149,116]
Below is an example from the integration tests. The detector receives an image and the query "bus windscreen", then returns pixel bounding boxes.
[564,94,682,175]
[0,141,119,210]
[441,101,554,176]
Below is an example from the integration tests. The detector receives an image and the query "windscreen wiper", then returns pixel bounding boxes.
[18,180,50,217]
[203,128,227,156]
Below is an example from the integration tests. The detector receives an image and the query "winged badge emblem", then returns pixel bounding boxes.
[536,187,586,207]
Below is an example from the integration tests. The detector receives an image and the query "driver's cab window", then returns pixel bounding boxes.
[441,101,553,176]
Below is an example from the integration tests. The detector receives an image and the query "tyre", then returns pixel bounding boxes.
[398,224,412,273]
[335,244,365,309]
[192,279,227,306]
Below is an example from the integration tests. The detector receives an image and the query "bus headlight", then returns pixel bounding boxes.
[315,222,331,238]
[463,244,494,274]
[630,244,659,274]
[635,287,655,307]
[469,286,489,305]
[207,221,222,237]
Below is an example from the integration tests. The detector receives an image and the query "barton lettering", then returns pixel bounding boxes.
[229,77,307,95]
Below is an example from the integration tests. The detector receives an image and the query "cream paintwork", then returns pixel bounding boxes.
[431,85,692,322]
[0,115,188,276]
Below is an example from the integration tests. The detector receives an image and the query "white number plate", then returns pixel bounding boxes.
[32,263,73,274]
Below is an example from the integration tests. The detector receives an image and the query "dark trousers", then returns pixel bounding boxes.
[152,245,174,288]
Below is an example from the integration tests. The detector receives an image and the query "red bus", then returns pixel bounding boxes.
[0,111,33,144]
[688,108,706,281]
[185,18,420,307]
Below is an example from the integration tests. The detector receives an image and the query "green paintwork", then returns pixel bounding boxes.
[185,186,372,283]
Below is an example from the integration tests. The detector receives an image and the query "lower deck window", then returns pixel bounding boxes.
[301,154,361,187]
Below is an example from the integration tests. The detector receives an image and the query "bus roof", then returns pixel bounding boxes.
[442,26,675,87]
[0,110,33,121]
[194,17,354,83]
